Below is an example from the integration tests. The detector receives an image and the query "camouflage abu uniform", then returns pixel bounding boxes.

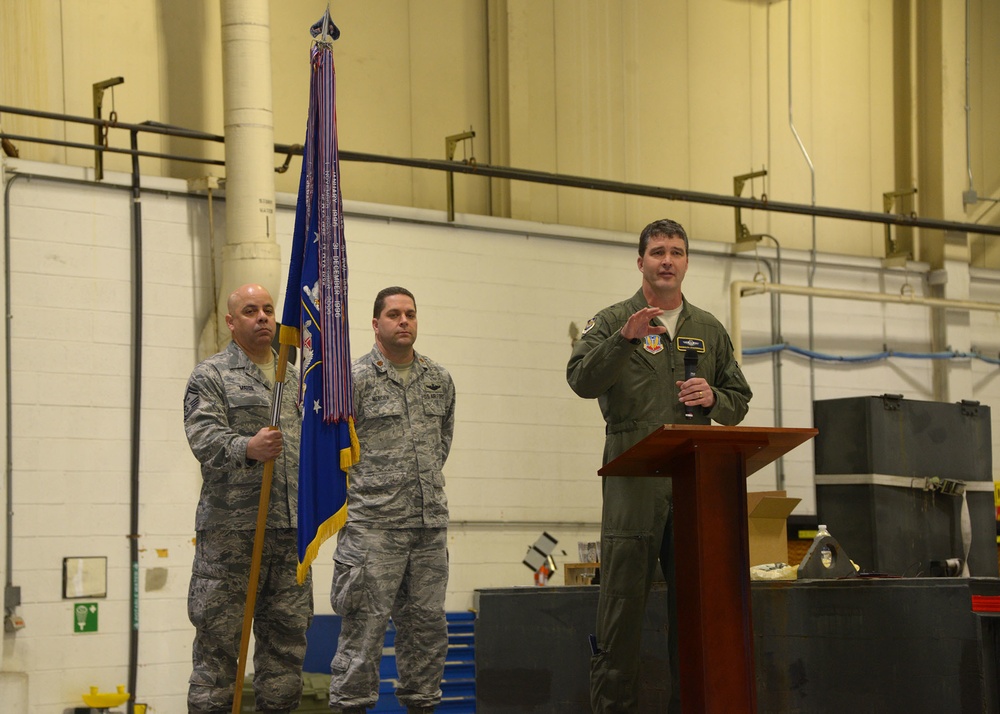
[329,344,455,712]
[567,290,752,714]
[184,340,313,714]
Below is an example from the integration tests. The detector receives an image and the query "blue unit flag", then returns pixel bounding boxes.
[280,12,358,584]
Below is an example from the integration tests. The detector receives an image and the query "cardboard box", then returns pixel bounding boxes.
[563,562,599,586]
[747,490,801,566]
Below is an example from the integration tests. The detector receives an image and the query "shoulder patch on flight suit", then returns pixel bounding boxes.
[642,335,665,354]
[676,336,706,352]
[582,317,597,335]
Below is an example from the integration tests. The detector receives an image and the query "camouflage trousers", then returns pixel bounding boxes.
[188,528,313,714]
[591,476,680,714]
[328,525,449,711]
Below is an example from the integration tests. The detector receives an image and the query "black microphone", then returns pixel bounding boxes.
[683,348,698,419]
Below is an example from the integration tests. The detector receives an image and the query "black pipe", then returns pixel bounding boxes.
[3,103,1000,238]
[127,129,143,714]
[0,133,225,167]
[2,173,23,626]
[333,151,1000,238]
[0,105,223,141]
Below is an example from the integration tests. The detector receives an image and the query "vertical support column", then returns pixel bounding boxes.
[214,0,281,349]
[912,1,972,402]
[932,231,974,402]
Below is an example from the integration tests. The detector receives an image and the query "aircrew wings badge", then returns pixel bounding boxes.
[676,336,706,352]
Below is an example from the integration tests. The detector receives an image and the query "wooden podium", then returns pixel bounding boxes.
[598,424,818,713]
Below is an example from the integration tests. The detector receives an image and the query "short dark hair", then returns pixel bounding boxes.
[373,286,416,319]
[638,218,689,256]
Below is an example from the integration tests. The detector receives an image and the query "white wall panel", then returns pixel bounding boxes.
[0,160,996,712]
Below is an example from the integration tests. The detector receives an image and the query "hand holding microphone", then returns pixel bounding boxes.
[677,348,714,417]
[682,349,698,419]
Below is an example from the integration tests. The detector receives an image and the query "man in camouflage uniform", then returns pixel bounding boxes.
[567,219,753,714]
[329,286,455,714]
[184,283,312,714]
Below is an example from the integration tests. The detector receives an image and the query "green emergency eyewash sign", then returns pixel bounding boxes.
[73,602,98,633]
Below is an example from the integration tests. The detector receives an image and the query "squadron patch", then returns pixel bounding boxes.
[643,335,664,354]
[676,336,706,353]
[582,317,597,335]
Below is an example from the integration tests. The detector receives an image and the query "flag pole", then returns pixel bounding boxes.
[232,342,291,714]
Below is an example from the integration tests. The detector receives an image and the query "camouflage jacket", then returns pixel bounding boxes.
[567,290,752,465]
[184,341,301,531]
[348,344,455,527]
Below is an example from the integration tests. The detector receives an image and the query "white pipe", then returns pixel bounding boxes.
[730,280,1000,362]
[787,2,816,208]
[211,0,281,350]
[787,0,820,415]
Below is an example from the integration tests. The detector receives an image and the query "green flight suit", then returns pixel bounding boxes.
[567,289,752,713]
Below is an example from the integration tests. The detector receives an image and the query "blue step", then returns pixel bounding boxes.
[304,611,476,713]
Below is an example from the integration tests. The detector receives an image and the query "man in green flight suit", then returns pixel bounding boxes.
[567,218,753,713]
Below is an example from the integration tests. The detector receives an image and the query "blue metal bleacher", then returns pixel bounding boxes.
[303,611,476,713]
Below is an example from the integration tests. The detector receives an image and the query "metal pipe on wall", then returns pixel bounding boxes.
[748,248,786,488]
[729,279,1000,363]
[1,172,23,636]
[964,0,975,201]
[787,0,821,422]
[126,128,143,714]
[4,103,1000,239]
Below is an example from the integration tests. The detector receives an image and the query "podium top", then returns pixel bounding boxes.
[598,424,818,478]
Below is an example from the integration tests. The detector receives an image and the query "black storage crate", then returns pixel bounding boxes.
[813,395,997,577]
